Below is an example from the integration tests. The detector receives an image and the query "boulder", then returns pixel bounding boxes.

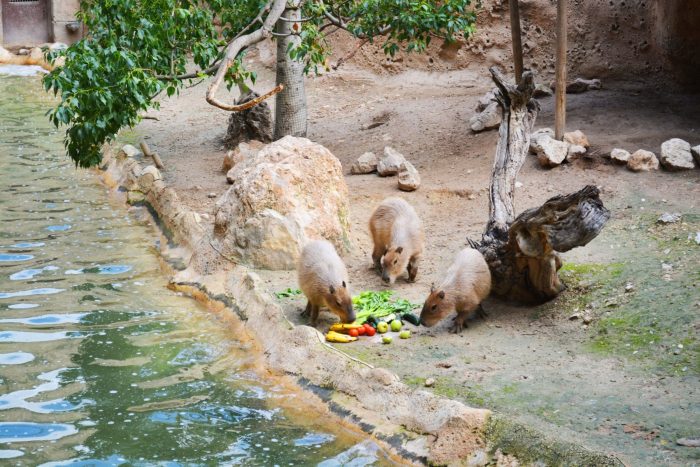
[397,161,421,191]
[377,147,406,176]
[535,135,569,168]
[627,150,659,172]
[563,130,590,149]
[533,83,553,98]
[565,78,602,93]
[567,144,587,161]
[350,152,378,174]
[659,138,695,171]
[118,144,142,159]
[657,213,681,225]
[529,128,554,154]
[610,148,631,164]
[222,140,263,175]
[691,145,700,165]
[213,136,350,270]
[469,101,501,132]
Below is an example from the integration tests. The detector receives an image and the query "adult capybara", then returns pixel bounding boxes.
[369,197,424,284]
[297,240,355,325]
[420,248,491,333]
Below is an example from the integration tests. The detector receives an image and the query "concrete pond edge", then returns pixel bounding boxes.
[97,143,622,466]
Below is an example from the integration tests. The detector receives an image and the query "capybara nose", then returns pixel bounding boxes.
[381,274,390,283]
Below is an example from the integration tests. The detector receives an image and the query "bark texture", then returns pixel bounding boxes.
[273,5,308,139]
[473,67,610,303]
[223,90,273,149]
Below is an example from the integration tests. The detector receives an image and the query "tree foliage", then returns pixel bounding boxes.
[44,0,477,167]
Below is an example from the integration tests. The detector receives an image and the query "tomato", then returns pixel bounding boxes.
[356,326,366,336]
[348,328,359,338]
[365,326,376,337]
[363,323,373,334]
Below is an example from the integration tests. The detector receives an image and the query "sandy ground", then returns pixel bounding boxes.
[125,41,700,465]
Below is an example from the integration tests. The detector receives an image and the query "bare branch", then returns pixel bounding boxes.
[206,0,287,111]
[332,38,368,70]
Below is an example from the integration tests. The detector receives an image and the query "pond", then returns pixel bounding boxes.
[0,67,392,466]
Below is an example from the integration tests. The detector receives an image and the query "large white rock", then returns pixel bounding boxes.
[397,161,420,191]
[563,130,590,149]
[475,87,498,112]
[529,128,554,154]
[222,140,263,174]
[212,136,350,270]
[627,150,659,172]
[377,146,406,176]
[469,101,501,132]
[660,138,695,171]
[535,135,569,168]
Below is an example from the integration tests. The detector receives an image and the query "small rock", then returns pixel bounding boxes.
[563,130,590,149]
[533,83,553,98]
[661,262,673,272]
[529,128,555,154]
[691,232,700,245]
[377,146,406,176]
[18,48,30,56]
[535,135,569,168]
[627,150,659,172]
[660,138,695,171]
[350,152,378,175]
[582,315,593,325]
[469,101,502,132]
[424,377,435,387]
[117,144,142,159]
[676,438,700,447]
[567,144,587,161]
[610,148,631,164]
[515,181,523,188]
[565,78,602,93]
[691,145,700,165]
[207,192,217,199]
[569,313,581,320]
[657,212,681,224]
[397,161,420,191]
[624,283,634,293]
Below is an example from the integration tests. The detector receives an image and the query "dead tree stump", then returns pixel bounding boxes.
[472,67,610,303]
[223,90,273,149]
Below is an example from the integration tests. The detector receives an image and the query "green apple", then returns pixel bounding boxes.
[399,330,411,339]
[377,322,389,334]
[382,335,393,344]
[390,319,403,332]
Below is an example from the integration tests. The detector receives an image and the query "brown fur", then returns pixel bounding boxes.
[420,248,491,333]
[368,197,424,284]
[297,240,355,325]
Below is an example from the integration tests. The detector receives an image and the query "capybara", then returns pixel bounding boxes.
[297,240,355,325]
[420,248,491,333]
[369,197,424,284]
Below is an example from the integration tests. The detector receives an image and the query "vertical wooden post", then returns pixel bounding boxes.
[509,0,524,83]
[554,0,567,140]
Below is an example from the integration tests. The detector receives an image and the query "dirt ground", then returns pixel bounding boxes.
[123,31,700,465]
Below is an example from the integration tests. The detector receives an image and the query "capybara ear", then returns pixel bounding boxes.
[329,285,335,294]
[342,281,347,288]
[438,290,445,299]
[395,246,404,254]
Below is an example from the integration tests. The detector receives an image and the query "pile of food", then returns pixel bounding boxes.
[325,291,420,344]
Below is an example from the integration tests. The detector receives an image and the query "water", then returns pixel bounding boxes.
[0,70,391,465]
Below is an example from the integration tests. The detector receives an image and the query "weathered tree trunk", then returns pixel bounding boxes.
[473,67,610,303]
[223,85,273,150]
[273,5,307,139]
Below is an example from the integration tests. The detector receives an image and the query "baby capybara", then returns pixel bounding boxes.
[297,240,355,326]
[420,248,491,333]
[368,197,424,284]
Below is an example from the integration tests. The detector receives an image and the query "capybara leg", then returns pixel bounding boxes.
[476,304,488,319]
[310,304,320,326]
[450,310,469,333]
[301,301,312,318]
[371,245,383,273]
[407,256,419,282]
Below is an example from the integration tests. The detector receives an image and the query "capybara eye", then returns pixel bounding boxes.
[393,260,398,265]
[342,281,346,288]
[431,305,437,311]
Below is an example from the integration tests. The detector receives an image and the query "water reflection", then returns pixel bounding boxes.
[0,69,390,465]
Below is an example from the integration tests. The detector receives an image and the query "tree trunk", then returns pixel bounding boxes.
[473,67,610,304]
[273,5,307,139]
